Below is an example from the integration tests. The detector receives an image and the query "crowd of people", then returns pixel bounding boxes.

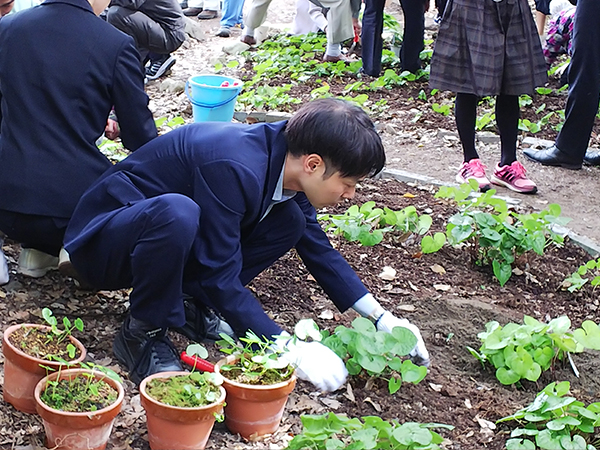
[0,0,598,389]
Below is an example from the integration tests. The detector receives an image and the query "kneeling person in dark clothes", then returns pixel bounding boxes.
[106,0,185,80]
[64,98,431,389]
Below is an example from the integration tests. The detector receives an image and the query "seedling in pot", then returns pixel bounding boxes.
[216,331,294,385]
[10,308,84,361]
[147,353,224,411]
[39,362,121,413]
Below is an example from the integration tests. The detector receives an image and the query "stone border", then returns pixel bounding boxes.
[379,168,600,258]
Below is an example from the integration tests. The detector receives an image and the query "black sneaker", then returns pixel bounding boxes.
[113,315,182,385]
[174,298,236,342]
[145,54,176,81]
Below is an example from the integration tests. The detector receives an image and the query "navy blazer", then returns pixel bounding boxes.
[0,0,157,218]
[65,122,368,337]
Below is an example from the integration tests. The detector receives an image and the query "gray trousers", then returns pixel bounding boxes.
[245,0,353,44]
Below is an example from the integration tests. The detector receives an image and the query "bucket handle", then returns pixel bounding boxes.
[185,80,241,109]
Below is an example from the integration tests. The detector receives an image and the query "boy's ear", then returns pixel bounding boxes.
[303,154,324,174]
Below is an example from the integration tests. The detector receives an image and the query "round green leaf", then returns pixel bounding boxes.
[506,438,536,450]
[497,367,521,385]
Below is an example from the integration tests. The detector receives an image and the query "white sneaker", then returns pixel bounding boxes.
[0,238,9,285]
[17,248,59,278]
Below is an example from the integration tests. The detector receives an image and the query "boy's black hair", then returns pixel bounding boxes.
[285,98,385,179]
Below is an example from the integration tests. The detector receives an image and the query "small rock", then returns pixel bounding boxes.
[384,123,398,135]
[222,41,250,55]
[379,266,397,280]
[158,79,185,94]
[476,131,500,144]
[184,17,206,41]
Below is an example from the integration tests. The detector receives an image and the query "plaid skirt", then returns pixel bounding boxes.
[429,0,547,96]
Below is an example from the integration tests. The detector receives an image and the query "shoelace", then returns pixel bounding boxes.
[465,160,487,177]
[507,162,527,178]
[147,61,163,76]
[130,330,178,375]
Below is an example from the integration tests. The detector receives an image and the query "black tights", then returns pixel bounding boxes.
[455,93,520,167]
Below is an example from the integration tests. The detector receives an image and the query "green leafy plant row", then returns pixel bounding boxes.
[563,258,600,292]
[317,201,444,254]
[498,381,600,450]
[435,180,569,286]
[286,412,453,450]
[468,316,600,385]
[296,318,427,395]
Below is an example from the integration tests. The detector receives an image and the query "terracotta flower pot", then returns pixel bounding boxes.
[215,355,296,439]
[34,368,124,450]
[139,371,227,450]
[2,323,87,413]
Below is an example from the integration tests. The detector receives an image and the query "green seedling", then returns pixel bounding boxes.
[41,308,84,359]
[39,362,121,413]
[431,102,451,116]
[286,412,453,450]
[297,318,427,394]
[498,381,600,450]
[216,331,294,385]
[468,316,600,385]
[318,201,435,249]
[476,111,495,131]
[563,258,600,292]
[435,180,569,286]
[146,345,224,410]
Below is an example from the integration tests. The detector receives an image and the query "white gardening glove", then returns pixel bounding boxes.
[376,312,430,367]
[282,339,348,392]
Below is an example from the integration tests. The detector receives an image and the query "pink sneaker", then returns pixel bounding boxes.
[491,161,538,194]
[456,159,491,191]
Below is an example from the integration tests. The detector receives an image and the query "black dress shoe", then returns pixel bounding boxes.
[522,145,582,170]
[583,150,600,166]
[174,298,236,342]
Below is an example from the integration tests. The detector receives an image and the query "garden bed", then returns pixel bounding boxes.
[1,177,598,449]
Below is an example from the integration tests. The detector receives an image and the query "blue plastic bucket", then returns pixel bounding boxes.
[185,74,243,122]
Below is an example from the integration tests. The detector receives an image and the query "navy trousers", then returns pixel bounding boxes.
[69,194,306,330]
[399,0,426,74]
[0,209,67,256]
[361,0,386,76]
[361,0,425,76]
[555,0,600,160]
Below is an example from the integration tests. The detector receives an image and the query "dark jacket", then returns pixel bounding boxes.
[109,0,186,47]
[0,0,157,218]
[65,122,368,337]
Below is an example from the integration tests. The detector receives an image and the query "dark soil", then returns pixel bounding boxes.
[1,178,599,449]
[7,325,83,362]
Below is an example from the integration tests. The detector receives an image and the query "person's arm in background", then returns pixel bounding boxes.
[307,0,327,31]
[110,37,158,151]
